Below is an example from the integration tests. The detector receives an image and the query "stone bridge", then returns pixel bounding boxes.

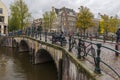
[1,36,115,80]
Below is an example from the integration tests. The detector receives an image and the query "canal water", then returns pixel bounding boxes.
[0,47,57,80]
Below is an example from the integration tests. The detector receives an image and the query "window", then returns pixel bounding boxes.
[0,8,3,14]
[0,16,4,22]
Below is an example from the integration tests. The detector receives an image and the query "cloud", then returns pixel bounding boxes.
[1,0,120,19]
[85,0,120,17]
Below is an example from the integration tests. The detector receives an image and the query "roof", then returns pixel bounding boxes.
[0,1,8,12]
[64,7,76,15]
[54,7,76,15]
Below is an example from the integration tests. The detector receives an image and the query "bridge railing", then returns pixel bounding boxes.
[75,33,116,43]
[70,37,120,79]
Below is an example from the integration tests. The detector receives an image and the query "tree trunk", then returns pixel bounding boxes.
[83,28,86,39]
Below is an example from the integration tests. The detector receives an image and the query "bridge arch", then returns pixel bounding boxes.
[36,48,55,64]
[19,40,29,52]
[35,48,58,78]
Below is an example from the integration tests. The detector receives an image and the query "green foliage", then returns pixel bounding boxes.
[100,14,109,35]
[43,10,56,31]
[100,14,120,34]
[49,11,56,29]
[43,11,49,30]
[109,16,119,33]
[9,0,31,31]
[99,19,104,34]
[76,6,95,34]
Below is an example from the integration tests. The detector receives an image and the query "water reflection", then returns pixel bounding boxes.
[0,47,57,80]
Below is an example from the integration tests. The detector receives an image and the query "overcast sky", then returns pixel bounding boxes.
[1,0,120,19]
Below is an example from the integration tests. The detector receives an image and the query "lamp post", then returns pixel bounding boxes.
[39,26,42,40]
[30,27,32,37]
[94,43,101,74]
[68,35,72,51]
[28,27,30,36]
[45,29,47,42]
[77,38,81,59]
[40,30,41,40]
[98,13,101,38]
[60,38,63,46]
[31,26,33,37]
[115,29,119,56]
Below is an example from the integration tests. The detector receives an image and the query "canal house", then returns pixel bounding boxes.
[0,1,8,36]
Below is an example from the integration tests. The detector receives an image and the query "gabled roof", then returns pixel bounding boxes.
[0,1,8,12]
[64,7,76,15]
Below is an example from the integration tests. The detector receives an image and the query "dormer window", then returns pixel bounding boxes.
[0,8,3,14]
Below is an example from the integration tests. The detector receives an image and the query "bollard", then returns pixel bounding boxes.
[115,43,119,56]
[94,43,101,74]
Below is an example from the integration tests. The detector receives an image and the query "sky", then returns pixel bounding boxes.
[1,0,120,19]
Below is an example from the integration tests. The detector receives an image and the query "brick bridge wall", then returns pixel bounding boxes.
[3,36,98,80]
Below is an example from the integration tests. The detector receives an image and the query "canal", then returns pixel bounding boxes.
[0,47,57,80]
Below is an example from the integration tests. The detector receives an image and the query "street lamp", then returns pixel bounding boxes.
[38,26,42,40]
[45,29,47,42]
[40,30,42,40]
[68,35,72,51]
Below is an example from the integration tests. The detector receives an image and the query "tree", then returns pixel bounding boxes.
[76,6,95,36]
[100,14,120,34]
[109,16,119,33]
[100,14,109,35]
[9,0,31,31]
[99,18,105,34]
[43,11,50,31]
[43,10,56,31]
[49,11,56,30]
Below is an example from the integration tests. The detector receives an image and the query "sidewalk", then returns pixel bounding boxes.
[92,38,116,44]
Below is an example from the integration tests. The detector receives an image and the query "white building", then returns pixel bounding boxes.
[0,1,8,36]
